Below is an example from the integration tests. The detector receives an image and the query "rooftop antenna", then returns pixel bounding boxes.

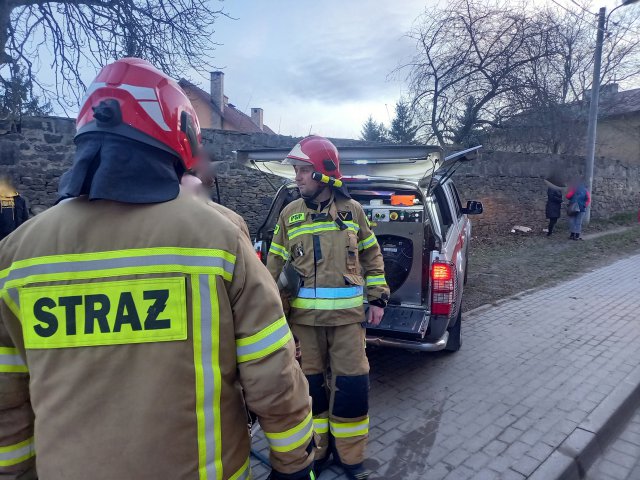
[308,125,313,135]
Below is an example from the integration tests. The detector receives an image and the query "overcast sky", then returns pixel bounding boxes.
[25,0,632,139]
[186,0,629,139]
[182,0,428,139]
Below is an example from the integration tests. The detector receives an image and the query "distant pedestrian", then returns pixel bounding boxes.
[0,176,29,241]
[566,178,591,240]
[544,181,563,237]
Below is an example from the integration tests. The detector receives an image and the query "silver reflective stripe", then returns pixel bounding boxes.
[118,84,157,101]
[0,254,234,291]
[266,415,313,449]
[236,321,290,360]
[0,353,25,366]
[0,439,34,464]
[139,101,171,131]
[199,274,217,478]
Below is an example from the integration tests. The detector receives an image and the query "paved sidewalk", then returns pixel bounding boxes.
[251,253,640,479]
[586,408,640,480]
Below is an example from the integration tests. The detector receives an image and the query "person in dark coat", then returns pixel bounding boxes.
[545,181,563,236]
[0,176,29,241]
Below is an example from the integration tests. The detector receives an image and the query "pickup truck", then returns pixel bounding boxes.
[237,145,483,352]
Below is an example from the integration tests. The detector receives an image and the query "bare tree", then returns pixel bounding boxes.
[402,0,556,147]
[0,1,228,111]
[495,2,640,153]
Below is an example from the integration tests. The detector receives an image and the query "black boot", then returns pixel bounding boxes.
[313,454,333,477]
[569,233,575,240]
[575,233,583,241]
[340,463,371,480]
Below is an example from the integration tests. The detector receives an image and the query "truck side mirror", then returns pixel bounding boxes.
[462,200,483,215]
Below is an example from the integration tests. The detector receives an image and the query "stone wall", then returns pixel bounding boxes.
[1,116,638,237]
[454,151,640,236]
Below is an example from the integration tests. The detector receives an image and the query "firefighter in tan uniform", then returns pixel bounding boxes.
[266,136,389,480]
[0,58,315,480]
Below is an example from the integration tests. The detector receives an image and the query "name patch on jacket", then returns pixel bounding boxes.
[337,211,353,222]
[288,213,306,225]
[20,277,187,349]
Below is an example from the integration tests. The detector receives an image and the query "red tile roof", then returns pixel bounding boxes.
[178,79,275,134]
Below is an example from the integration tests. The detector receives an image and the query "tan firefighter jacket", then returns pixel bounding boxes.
[0,192,313,480]
[266,193,389,327]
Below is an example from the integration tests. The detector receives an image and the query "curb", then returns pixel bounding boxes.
[529,364,640,480]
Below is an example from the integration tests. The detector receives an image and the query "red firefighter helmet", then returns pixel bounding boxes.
[282,135,342,179]
[76,57,201,170]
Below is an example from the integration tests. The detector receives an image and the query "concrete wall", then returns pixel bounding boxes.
[1,116,638,237]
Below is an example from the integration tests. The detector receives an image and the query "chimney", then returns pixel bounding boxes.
[210,71,224,113]
[251,107,264,131]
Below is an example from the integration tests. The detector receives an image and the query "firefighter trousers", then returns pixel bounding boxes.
[291,322,370,467]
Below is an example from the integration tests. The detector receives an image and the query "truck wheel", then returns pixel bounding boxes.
[445,306,462,352]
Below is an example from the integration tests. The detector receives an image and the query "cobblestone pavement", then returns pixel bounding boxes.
[251,253,640,480]
[586,408,640,480]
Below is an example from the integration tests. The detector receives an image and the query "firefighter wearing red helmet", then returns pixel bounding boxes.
[267,136,389,479]
[0,58,315,480]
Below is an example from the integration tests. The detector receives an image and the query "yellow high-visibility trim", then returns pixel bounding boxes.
[210,275,223,479]
[0,247,236,292]
[228,457,251,480]
[0,437,35,467]
[313,417,329,434]
[287,221,359,240]
[0,346,27,373]
[291,296,363,311]
[264,411,313,453]
[0,290,19,318]
[366,275,387,286]
[0,247,235,274]
[268,242,289,260]
[237,316,288,346]
[358,233,378,251]
[191,276,208,480]
[2,266,232,294]
[330,417,369,438]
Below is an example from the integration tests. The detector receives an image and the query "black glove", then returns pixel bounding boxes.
[268,463,314,480]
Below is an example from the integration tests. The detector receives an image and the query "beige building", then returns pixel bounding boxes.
[179,72,275,134]
[488,85,640,165]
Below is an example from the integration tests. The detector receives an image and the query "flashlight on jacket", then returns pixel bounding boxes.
[312,172,343,188]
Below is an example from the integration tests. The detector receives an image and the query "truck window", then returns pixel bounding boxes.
[433,186,453,238]
[447,183,463,218]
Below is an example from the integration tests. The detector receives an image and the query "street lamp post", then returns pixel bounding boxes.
[584,0,639,224]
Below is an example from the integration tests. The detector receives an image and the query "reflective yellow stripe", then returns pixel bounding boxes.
[288,221,359,240]
[358,233,377,251]
[0,247,236,294]
[264,411,314,453]
[236,316,292,363]
[330,417,369,438]
[366,275,387,287]
[291,296,363,310]
[268,242,289,260]
[313,417,329,434]
[191,275,207,478]
[228,456,251,480]
[0,347,27,373]
[192,274,223,479]
[0,437,35,467]
[0,288,20,318]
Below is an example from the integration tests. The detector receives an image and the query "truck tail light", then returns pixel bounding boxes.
[431,261,455,316]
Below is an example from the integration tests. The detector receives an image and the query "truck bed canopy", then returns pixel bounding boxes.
[235,145,443,183]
